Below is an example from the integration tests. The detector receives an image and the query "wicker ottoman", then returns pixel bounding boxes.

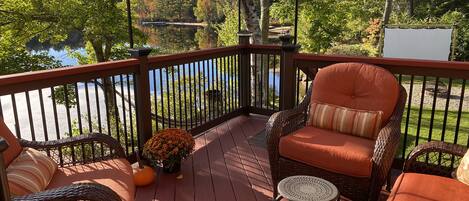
[276,176,339,201]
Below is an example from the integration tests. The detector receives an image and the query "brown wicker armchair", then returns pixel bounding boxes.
[0,130,133,201]
[386,141,469,201]
[404,141,467,176]
[266,63,407,201]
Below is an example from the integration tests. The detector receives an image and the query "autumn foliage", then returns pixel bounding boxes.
[143,129,195,166]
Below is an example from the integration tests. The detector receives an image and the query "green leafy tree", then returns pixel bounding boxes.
[0,0,145,152]
[154,0,195,21]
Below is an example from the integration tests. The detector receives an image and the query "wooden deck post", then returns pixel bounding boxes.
[129,48,153,151]
[238,31,252,114]
[279,35,300,110]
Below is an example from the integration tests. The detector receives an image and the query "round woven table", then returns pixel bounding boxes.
[276,176,339,201]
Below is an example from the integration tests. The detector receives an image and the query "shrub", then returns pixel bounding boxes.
[325,44,376,57]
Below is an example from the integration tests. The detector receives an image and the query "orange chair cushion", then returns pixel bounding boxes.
[307,101,383,139]
[279,126,375,177]
[7,148,58,196]
[47,158,135,201]
[0,119,22,166]
[388,173,469,201]
[311,63,399,125]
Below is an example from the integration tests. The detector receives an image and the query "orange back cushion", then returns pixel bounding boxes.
[311,63,399,125]
[7,147,58,196]
[0,119,22,166]
[307,101,383,139]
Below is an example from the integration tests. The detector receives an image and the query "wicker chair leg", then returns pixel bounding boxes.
[385,172,391,192]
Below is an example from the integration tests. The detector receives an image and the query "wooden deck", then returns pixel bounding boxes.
[136,115,272,201]
[135,115,393,201]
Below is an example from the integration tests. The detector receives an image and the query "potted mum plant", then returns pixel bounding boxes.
[143,128,195,173]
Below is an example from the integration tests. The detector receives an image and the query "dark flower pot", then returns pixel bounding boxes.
[163,160,181,173]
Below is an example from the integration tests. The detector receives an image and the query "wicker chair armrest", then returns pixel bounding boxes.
[404,141,467,176]
[19,133,126,159]
[12,183,121,201]
[266,83,312,145]
[372,86,407,166]
[369,86,406,200]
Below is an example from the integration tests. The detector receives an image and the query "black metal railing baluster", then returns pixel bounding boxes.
[452,79,465,167]
[85,80,94,161]
[201,60,207,123]
[63,84,75,164]
[165,67,171,128]
[415,76,426,146]
[25,91,35,141]
[273,55,277,110]
[50,87,63,165]
[172,66,177,128]
[439,78,453,165]
[153,70,158,132]
[402,75,414,159]
[94,79,104,157]
[74,83,85,162]
[126,74,135,154]
[185,63,191,130]
[159,68,165,129]
[111,76,121,146]
[120,75,129,155]
[38,89,49,155]
[0,98,3,119]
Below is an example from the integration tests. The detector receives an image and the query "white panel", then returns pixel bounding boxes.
[383,28,453,61]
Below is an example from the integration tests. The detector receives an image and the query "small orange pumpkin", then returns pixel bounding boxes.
[132,153,155,186]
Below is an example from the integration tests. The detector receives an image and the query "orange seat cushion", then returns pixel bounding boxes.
[0,119,23,166]
[388,173,469,201]
[47,158,135,201]
[279,126,375,177]
[312,63,399,125]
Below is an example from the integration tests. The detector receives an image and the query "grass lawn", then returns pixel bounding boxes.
[397,106,469,159]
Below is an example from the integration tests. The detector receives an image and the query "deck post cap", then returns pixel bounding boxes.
[129,48,153,57]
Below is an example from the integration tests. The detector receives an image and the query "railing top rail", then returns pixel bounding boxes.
[294,53,469,69]
[147,46,242,67]
[248,44,282,55]
[0,59,139,95]
[294,53,469,79]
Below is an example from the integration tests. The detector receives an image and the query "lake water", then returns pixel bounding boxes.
[27,25,219,66]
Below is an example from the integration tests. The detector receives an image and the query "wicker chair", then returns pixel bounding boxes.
[266,63,407,201]
[386,141,469,200]
[0,119,134,201]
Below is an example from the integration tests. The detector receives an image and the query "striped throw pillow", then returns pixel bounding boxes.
[456,149,469,186]
[6,147,58,196]
[307,101,383,139]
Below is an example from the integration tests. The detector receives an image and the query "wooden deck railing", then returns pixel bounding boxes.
[0,33,468,168]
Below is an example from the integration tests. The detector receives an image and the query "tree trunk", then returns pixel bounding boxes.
[91,40,123,141]
[240,0,261,44]
[407,0,414,16]
[260,0,271,44]
[259,0,271,106]
[382,0,393,25]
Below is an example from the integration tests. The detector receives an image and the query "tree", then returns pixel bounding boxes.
[407,0,414,16]
[0,0,144,144]
[382,0,394,25]
[260,0,271,43]
[154,0,195,21]
[240,0,262,44]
